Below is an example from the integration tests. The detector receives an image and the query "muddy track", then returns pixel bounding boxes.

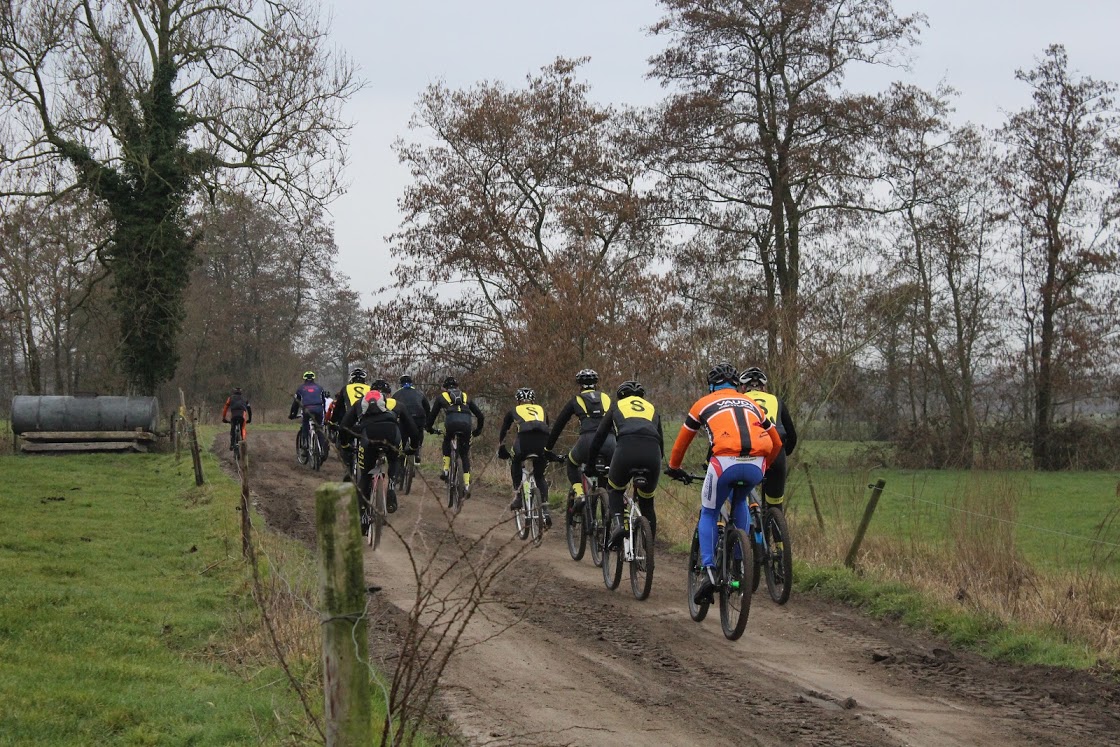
[217,431,1120,746]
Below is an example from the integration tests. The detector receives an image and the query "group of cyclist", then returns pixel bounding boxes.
[228,362,796,566]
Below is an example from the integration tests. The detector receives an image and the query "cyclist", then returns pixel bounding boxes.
[220,387,252,451]
[497,387,552,528]
[739,366,797,509]
[587,380,664,549]
[393,375,431,462]
[288,371,328,457]
[340,385,419,514]
[666,363,783,605]
[545,369,613,517]
[330,368,370,475]
[426,376,485,494]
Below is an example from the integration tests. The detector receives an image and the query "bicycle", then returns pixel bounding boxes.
[399,437,417,496]
[747,489,793,604]
[295,408,328,470]
[601,468,655,600]
[566,455,609,564]
[431,428,468,514]
[668,470,755,641]
[511,453,549,546]
[357,439,391,550]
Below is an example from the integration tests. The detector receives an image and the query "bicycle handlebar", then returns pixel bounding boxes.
[664,468,704,485]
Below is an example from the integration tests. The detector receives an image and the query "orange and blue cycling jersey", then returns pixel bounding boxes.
[669,390,783,468]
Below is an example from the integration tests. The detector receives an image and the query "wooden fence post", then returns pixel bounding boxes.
[316,483,371,745]
[801,462,826,531]
[239,440,251,558]
[188,407,204,486]
[845,479,886,569]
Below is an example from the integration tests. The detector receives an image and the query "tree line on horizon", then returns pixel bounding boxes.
[1,1,1118,470]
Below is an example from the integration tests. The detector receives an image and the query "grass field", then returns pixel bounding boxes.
[0,445,321,745]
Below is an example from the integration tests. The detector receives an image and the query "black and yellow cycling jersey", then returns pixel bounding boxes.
[588,395,664,459]
[343,382,370,407]
[743,388,797,452]
[427,387,485,432]
[498,403,550,441]
[547,388,613,447]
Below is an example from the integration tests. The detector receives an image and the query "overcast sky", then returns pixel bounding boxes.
[324,0,1120,297]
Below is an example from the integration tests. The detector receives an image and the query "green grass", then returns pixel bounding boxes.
[0,447,314,745]
[787,462,1120,573]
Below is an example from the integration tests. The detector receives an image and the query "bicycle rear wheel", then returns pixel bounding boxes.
[566,490,587,561]
[453,458,467,514]
[763,506,793,605]
[687,529,708,622]
[311,433,323,471]
[589,491,606,568]
[296,429,309,465]
[629,515,654,601]
[602,520,623,591]
[401,454,415,495]
[529,486,543,547]
[371,473,387,550]
[719,527,753,641]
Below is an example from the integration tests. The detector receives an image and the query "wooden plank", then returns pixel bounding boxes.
[19,431,156,442]
[20,441,148,453]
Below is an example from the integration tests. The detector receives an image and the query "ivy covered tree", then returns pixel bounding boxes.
[0,0,358,392]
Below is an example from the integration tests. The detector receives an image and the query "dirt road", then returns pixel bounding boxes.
[221,431,1119,746]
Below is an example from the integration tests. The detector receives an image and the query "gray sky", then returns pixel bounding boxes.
[325,0,1120,297]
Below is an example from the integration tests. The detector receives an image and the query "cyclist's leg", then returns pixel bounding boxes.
[440,429,453,477]
[567,433,592,497]
[413,426,425,463]
[762,449,788,506]
[229,419,238,449]
[458,430,473,488]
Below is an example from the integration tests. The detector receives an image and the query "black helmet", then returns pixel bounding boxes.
[443,376,458,389]
[616,380,645,399]
[399,374,413,387]
[575,368,599,388]
[370,377,391,394]
[516,387,535,403]
[303,370,316,381]
[739,366,768,388]
[707,362,738,387]
[349,367,367,383]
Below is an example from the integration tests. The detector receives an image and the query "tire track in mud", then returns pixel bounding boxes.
[219,431,1120,746]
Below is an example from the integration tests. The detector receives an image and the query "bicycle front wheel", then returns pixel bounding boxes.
[566,491,587,561]
[629,515,654,601]
[719,527,754,641]
[371,474,387,550]
[589,491,606,568]
[687,530,708,622]
[763,507,793,605]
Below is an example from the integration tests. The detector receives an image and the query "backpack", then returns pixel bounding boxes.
[228,392,247,415]
[577,391,605,419]
[444,388,468,414]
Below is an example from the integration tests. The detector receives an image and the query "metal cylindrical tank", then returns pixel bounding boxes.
[10,395,160,434]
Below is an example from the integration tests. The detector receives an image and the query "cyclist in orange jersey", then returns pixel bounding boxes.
[666,363,783,604]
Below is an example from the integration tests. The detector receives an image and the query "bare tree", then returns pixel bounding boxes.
[383,59,668,402]
[648,0,924,405]
[0,0,359,392]
[1001,45,1120,469]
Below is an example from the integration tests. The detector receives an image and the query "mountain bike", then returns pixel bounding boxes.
[357,440,390,550]
[601,468,655,600]
[295,408,328,470]
[566,455,609,563]
[747,489,793,604]
[669,470,755,641]
[512,454,548,546]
